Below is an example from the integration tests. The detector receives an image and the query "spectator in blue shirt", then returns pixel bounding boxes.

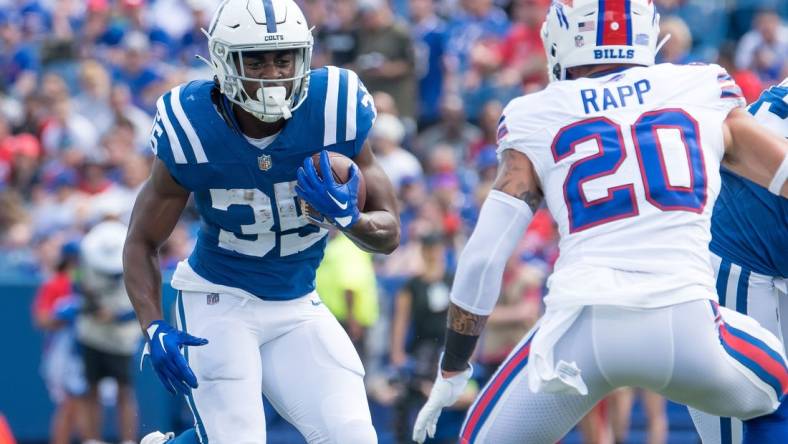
[0,11,40,97]
[111,31,163,113]
[410,0,449,128]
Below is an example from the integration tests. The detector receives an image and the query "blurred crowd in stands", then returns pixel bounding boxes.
[0,0,786,442]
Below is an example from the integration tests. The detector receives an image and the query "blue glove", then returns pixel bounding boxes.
[295,150,361,230]
[144,320,208,395]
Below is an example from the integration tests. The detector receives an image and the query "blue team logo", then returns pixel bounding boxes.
[258,154,273,171]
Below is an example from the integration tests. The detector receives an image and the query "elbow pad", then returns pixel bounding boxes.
[450,190,534,315]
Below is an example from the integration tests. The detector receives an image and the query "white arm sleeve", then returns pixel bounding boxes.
[449,190,534,315]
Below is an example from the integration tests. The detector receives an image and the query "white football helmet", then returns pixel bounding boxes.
[204,0,313,122]
[541,0,661,82]
[81,220,127,275]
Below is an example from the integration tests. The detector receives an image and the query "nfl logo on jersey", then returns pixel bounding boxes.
[258,154,273,171]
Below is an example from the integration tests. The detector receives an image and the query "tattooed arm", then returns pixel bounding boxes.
[493,149,544,212]
[441,149,542,377]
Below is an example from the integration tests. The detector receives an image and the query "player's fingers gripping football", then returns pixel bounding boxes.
[295,151,361,229]
[318,149,336,187]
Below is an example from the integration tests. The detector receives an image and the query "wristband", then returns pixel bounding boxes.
[441,329,479,372]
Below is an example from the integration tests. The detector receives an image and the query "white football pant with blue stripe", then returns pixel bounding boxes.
[173,290,376,444]
[458,299,788,444]
[688,253,788,444]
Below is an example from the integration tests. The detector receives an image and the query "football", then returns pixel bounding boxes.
[301,152,367,224]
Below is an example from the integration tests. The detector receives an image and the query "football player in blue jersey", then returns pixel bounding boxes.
[122,1,399,443]
[688,80,788,444]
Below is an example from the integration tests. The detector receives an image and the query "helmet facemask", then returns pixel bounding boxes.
[208,38,312,122]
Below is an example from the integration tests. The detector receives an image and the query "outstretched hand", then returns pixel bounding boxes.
[144,320,208,395]
[412,364,473,443]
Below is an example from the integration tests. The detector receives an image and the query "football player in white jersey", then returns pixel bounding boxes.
[413,1,788,443]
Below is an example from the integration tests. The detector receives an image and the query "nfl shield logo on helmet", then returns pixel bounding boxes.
[258,154,272,171]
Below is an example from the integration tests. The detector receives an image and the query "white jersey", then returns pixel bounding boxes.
[498,63,746,308]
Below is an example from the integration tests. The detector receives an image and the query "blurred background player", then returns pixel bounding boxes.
[413,1,788,443]
[688,79,788,444]
[123,0,399,443]
[77,220,141,444]
[32,240,86,444]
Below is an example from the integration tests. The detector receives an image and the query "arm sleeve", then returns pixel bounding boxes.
[449,190,534,315]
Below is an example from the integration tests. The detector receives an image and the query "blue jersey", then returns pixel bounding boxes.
[710,83,788,277]
[150,66,376,300]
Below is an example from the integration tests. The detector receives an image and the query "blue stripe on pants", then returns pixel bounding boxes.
[721,417,733,444]
[737,269,751,314]
[717,260,732,306]
[178,291,209,442]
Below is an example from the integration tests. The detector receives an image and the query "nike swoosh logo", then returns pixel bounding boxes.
[327,192,348,210]
[310,300,322,306]
[157,333,167,351]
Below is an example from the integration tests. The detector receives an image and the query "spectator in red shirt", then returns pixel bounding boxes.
[496,0,550,90]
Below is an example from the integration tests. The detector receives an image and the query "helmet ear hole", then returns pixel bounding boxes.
[551,44,557,57]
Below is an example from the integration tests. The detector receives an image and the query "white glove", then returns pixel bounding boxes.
[412,365,473,443]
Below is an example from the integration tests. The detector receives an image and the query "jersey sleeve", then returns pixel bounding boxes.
[351,71,377,156]
[315,67,377,158]
[495,94,551,182]
[148,84,210,189]
[747,79,788,138]
[708,64,747,113]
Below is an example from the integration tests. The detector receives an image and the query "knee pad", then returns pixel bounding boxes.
[330,418,377,444]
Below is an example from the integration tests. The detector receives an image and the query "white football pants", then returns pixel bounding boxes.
[688,252,787,444]
[174,290,376,444]
[459,298,787,444]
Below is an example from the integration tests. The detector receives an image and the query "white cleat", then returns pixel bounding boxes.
[140,431,175,444]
